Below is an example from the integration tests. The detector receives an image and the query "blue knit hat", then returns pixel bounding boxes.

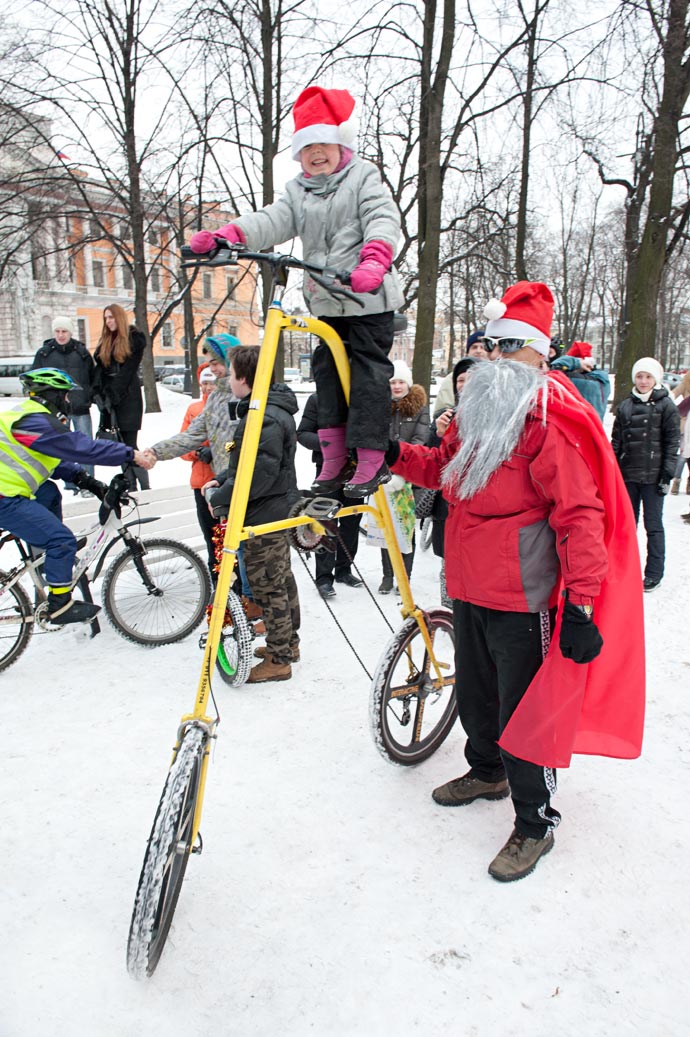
[203,333,241,362]
[465,328,486,353]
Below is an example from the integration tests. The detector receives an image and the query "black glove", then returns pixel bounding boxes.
[559,601,604,664]
[657,481,671,496]
[98,474,129,524]
[385,440,401,466]
[197,445,213,464]
[72,470,108,500]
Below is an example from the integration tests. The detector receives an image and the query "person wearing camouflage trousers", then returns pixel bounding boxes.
[244,531,300,669]
[206,346,301,683]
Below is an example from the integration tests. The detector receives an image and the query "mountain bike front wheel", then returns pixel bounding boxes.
[370,608,457,765]
[0,574,34,672]
[102,538,211,646]
[127,724,207,979]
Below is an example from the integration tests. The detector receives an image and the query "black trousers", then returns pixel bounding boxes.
[453,600,561,840]
[314,487,363,586]
[193,488,219,575]
[313,312,395,451]
[625,481,665,582]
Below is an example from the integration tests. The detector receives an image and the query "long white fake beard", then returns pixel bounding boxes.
[441,359,548,500]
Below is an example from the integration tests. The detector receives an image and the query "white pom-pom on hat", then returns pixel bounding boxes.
[483,298,506,321]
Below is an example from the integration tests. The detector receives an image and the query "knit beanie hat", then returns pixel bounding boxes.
[291,86,357,159]
[203,333,241,362]
[632,357,663,386]
[390,359,413,386]
[52,316,74,335]
[465,329,486,352]
[452,357,477,383]
[199,368,217,383]
[568,341,593,358]
[483,281,554,358]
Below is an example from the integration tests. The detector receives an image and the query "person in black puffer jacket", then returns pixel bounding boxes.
[31,315,96,483]
[206,347,301,684]
[611,356,680,591]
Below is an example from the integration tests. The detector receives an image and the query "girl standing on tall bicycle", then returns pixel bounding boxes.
[190,84,404,498]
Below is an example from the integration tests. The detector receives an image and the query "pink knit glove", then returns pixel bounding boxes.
[189,223,246,254]
[350,240,394,293]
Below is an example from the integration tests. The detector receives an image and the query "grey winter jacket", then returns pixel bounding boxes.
[234,155,404,318]
[151,376,240,474]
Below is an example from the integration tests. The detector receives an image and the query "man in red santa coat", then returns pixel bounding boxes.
[386,281,645,882]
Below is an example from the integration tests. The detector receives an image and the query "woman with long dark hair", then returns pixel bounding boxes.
[93,303,149,489]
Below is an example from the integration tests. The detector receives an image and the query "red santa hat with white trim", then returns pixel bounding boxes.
[483,281,554,358]
[291,86,357,159]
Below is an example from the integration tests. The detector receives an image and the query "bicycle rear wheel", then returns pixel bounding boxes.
[0,574,34,672]
[102,538,211,646]
[215,591,253,687]
[127,724,206,979]
[370,608,457,765]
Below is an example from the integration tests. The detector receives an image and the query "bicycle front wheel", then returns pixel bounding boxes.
[370,608,457,765]
[102,538,211,646]
[215,591,253,687]
[127,724,206,979]
[0,574,34,672]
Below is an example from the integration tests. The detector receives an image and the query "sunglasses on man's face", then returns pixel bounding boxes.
[481,336,537,354]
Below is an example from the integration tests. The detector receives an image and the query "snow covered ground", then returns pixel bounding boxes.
[2,385,690,1037]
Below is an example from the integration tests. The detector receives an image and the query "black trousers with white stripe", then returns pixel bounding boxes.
[452,601,561,840]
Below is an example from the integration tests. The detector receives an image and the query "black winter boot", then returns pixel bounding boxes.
[47,592,101,625]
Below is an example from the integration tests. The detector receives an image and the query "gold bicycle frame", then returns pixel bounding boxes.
[176,295,445,843]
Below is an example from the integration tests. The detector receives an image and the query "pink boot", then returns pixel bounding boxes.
[343,448,391,498]
[311,426,350,492]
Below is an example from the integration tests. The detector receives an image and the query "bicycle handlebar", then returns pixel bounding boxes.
[180,243,365,308]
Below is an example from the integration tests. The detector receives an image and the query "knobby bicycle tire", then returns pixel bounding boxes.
[127,725,206,979]
[102,538,211,646]
[215,590,253,687]
[370,608,457,765]
[0,574,34,673]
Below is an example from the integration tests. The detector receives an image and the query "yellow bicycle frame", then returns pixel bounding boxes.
[177,302,444,842]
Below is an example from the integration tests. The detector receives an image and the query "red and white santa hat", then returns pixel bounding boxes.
[291,86,357,159]
[483,281,554,358]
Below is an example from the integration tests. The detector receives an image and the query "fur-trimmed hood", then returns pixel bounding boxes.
[391,383,427,418]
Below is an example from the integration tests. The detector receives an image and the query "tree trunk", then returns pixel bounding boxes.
[615,0,690,404]
[413,0,455,391]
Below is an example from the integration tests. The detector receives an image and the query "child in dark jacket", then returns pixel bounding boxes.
[611,356,680,591]
[205,347,301,683]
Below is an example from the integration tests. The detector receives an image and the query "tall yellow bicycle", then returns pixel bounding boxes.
[126,246,457,978]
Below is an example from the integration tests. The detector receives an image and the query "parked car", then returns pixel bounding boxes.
[663,372,681,389]
[283,367,300,382]
[160,374,187,394]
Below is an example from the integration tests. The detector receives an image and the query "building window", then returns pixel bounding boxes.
[92,259,104,288]
[148,227,158,246]
[202,272,213,299]
[89,218,101,240]
[150,267,161,293]
[227,324,238,337]
[77,318,88,346]
[226,276,236,298]
[122,264,133,290]
[161,322,174,349]
[119,220,130,240]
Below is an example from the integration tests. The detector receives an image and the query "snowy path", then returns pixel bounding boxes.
[2,387,689,1036]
